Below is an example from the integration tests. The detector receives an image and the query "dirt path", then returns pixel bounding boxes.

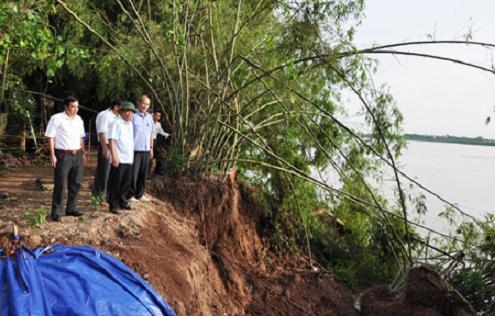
[0,151,97,224]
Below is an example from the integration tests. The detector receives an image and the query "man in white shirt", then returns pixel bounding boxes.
[151,110,172,176]
[107,101,135,214]
[44,96,87,222]
[91,100,121,202]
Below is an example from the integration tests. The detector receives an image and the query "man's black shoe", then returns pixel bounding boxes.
[66,211,83,217]
[110,208,120,214]
[120,204,132,210]
[51,215,61,222]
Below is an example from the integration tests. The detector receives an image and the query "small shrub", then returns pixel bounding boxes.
[165,148,186,176]
[90,193,105,212]
[24,207,48,227]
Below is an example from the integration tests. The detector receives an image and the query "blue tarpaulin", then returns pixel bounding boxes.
[0,244,176,316]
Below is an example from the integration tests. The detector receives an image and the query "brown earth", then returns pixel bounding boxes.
[0,152,476,315]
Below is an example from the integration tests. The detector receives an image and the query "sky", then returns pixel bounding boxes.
[351,0,495,138]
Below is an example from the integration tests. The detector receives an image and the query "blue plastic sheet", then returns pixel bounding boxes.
[0,245,176,316]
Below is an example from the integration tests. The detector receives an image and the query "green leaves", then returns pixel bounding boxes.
[23,207,48,227]
[443,214,495,312]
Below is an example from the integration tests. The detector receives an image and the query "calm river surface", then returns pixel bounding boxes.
[389,140,495,234]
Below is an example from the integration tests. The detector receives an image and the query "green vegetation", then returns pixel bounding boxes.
[437,212,495,314]
[1,0,494,312]
[89,193,105,212]
[23,207,48,227]
[164,148,187,177]
[407,133,495,146]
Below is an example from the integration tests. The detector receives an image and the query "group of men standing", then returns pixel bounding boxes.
[44,95,171,221]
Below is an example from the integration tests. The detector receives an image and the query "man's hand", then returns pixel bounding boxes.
[50,154,57,168]
[48,138,56,168]
[102,146,110,160]
[112,157,119,168]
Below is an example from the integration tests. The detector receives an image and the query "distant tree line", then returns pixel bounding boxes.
[406,133,495,146]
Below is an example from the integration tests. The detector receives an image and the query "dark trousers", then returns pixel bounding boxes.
[146,145,164,178]
[108,163,132,210]
[91,144,110,198]
[129,151,150,199]
[51,150,83,217]
[154,145,165,175]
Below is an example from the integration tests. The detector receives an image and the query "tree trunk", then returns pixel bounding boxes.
[19,124,26,153]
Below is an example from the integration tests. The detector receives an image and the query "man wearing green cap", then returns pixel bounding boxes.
[107,101,135,214]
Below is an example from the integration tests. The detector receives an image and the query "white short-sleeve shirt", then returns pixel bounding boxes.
[108,117,134,164]
[44,112,85,150]
[95,109,119,143]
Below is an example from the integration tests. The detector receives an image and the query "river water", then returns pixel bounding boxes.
[386,140,495,234]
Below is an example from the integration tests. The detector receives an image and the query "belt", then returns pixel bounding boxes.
[56,149,83,155]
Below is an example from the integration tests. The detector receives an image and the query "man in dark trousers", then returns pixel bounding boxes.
[45,96,87,221]
[107,101,135,214]
[129,95,154,202]
[151,110,172,176]
[91,100,121,204]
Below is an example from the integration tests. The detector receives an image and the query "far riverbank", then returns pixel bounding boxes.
[406,133,495,147]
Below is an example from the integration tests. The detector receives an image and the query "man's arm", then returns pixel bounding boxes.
[48,137,56,168]
[149,115,154,159]
[45,116,57,168]
[155,122,170,138]
[98,132,109,159]
[109,139,119,167]
[80,138,88,165]
[149,134,154,160]
[108,121,119,167]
